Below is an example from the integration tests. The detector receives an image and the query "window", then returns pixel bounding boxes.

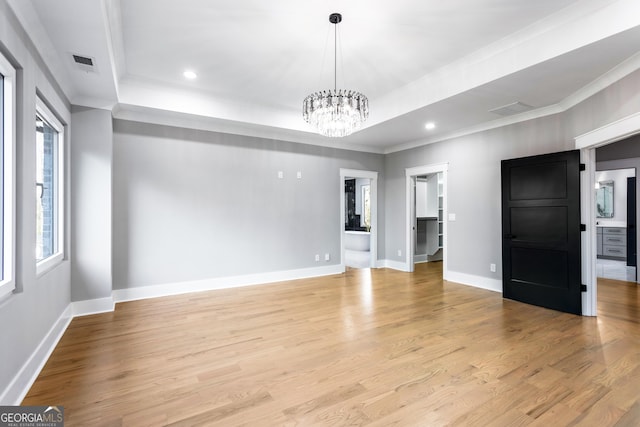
[0,52,15,298]
[35,98,64,274]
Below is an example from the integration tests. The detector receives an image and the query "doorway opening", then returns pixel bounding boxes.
[340,169,378,270]
[594,166,637,282]
[405,163,448,275]
[592,140,639,323]
[576,113,640,316]
[414,173,444,264]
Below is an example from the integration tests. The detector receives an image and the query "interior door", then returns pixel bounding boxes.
[627,177,637,268]
[501,150,582,315]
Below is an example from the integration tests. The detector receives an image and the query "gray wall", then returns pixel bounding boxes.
[567,70,640,139]
[112,120,384,288]
[384,68,640,282]
[597,133,640,161]
[70,107,113,301]
[385,114,574,278]
[0,1,71,400]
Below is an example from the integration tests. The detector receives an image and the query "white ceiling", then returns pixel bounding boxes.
[10,0,640,153]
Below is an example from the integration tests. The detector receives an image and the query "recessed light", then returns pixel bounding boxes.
[183,70,197,79]
[425,122,436,130]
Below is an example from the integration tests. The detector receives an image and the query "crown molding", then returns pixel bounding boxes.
[112,103,386,154]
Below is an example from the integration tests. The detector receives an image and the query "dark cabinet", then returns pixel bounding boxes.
[345,179,364,231]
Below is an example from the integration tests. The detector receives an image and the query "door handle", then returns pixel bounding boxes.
[504,234,516,239]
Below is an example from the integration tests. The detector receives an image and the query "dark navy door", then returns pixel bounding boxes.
[501,150,582,315]
[627,177,637,269]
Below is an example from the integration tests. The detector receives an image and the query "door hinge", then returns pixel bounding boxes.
[580,224,586,231]
[579,163,586,171]
[580,284,587,292]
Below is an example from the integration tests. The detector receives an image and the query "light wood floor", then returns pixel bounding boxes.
[598,277,639,324]
[24,263,640,426]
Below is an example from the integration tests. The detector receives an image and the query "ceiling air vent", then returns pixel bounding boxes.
[489,101,534,116]
[71,53,97,73]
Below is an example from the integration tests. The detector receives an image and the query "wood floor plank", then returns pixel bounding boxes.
[598,278,640,324]
[22,263,640,426]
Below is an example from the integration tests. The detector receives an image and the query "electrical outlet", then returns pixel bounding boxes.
[315,254,320,262]
[490,263,496,273]
[449,213,456,221]
[397,249,402,257]
[278,171,284,179]
[297,171,302,179]
[324,253,330,261]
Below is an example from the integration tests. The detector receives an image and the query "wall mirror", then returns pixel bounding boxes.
[596,180,614,218]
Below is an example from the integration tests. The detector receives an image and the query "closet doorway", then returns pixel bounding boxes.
[405,163,448,275]
[414,173,444,265]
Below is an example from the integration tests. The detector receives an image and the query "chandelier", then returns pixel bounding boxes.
[303,13,369,138]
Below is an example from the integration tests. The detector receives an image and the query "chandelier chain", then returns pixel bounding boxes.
[329,12,342,92]
[302,13,369,138]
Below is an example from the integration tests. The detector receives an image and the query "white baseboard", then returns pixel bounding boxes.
[414,254,428,263]
[445,270,502,293]
[71,296,115,316]
[377,259,410,271]
[415,258,442,264]
[113,264,345,303]
[0,305,73,405]
[376,262,500,295]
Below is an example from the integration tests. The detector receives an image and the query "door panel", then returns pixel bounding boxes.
[510,207,567,243]
[511,248,568,288]
[509,162,568,200]
[502,150,582,315]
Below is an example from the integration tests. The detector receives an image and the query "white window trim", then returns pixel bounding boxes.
[35,97,65,277]
[0,52,16,299]
[361,183,370,228]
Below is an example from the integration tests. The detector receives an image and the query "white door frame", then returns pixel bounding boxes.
[340,169,378,270]
[575,111,640,316]
[405,163,449,275]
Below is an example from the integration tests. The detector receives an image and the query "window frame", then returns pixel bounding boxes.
[35,97,65,276]
[361,183,371,229]
[0,52,16,299]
